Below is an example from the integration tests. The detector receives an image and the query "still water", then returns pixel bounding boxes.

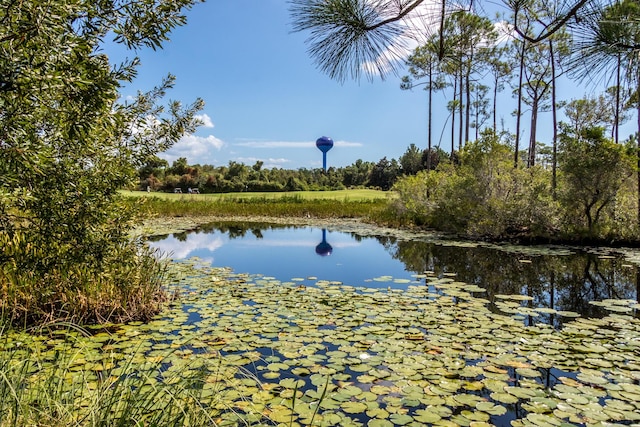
[148,221,640,325]
[142,222,640,425]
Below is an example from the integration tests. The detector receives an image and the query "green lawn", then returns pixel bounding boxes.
[121,188,390,202]
[122,189,396,223]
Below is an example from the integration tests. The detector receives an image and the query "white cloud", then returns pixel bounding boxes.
[150,235,224,260]
[195,113,214,128]
[235,140,363,149]
[239,239,360,248]
[160,134,224,163]
[335,140,364,148]
[236,140,315,148]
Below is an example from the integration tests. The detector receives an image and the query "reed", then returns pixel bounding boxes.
[0,240,168,326]
[0,323,243,427]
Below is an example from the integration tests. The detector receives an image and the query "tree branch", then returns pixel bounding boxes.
[512,0,590,44]
[365,0,428,30]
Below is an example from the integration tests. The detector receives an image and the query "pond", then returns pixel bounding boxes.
[4,221,640,427]
[149,221,640,326]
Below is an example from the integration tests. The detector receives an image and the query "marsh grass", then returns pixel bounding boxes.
[0,242,168,326]
[0,322,270,427]
[132,193,394,223]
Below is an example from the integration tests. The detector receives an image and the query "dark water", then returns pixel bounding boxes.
[148,221,640,325]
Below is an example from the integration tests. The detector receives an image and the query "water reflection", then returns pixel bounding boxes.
[148,222,640,325]
[315,229,333,256]
[377,236,640,325]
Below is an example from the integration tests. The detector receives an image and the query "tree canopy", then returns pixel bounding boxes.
[0,0,204,324]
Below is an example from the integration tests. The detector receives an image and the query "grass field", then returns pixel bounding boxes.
[122,189,398,223]
[121,189,390,202]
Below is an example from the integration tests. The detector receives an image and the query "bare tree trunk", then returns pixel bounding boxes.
[550,39,558,198]
[427,62,433,171]
[614,55,621,144]
[475,84,480,141]
[515,39,526,168]
[459,66,464,150]
[636,71,640,225]
[451,79,457,158]
[465,63,471,144]
[493,74,498,133]
[529,96,538,167]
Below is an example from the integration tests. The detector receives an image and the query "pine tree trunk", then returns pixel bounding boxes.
[458,66,464,150]
[529,96,538,167]
[465,62,471,144]
[614,55,621,144]
[427,63,433,171]
[550,39,558,198]
[515,39,526,168]
[636,72,640,225]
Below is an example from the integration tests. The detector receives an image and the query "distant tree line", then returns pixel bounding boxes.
[137,146,448,193]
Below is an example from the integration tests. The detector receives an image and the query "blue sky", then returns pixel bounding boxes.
[104,0,628,170]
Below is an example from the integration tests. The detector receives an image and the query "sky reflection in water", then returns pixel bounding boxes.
[149,222,640,324]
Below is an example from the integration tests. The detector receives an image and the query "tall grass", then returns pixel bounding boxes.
[0,322,260,427]
[132,193,394,223]
[0,238,168,326]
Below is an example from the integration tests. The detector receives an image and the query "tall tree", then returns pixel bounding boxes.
[486,45,512,133]
[0,0,204,323]
[440,10,498,146]
[402,38,449,170]
[558,126,635,237]
[569,0,640,222]
[400,143,424,175]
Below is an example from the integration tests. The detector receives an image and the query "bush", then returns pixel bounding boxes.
[0,232,168,325]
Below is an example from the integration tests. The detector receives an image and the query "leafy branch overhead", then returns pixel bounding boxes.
[289,0,628,82]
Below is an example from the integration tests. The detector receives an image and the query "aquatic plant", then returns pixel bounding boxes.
[3,259,639,426]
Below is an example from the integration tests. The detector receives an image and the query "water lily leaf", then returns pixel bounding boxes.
[517,368,542,378]
[495,294,534,301]
[341,401,368,414]
[267,362,289,371]
[263,371,281,379]
[389,413,413,425]
[366,407,389,419]
[452,393,484,406]
[475,401,507,415]
[413,409,442,423]
[576,372,608,386]
[367,420,393,427]
[505,386,538,399]
[490,392,520,404]
[280,378,305,389]
[526,413,563,426]
[268,406,294,423]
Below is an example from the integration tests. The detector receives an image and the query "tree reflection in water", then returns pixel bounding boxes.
[383,237,639,326]
[149,222,639,328]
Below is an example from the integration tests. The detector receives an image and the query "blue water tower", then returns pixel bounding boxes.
[316,136,334,172]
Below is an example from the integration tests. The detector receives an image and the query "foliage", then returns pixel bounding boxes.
[393,130,559,240]
[0,322,218,426]
[557,126,636,238]
[0,0,203,325]
[368,157,401,190]
[392,125,640,243]
[139,158,377,193]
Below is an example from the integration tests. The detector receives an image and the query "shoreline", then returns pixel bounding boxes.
[135,215,640,266]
